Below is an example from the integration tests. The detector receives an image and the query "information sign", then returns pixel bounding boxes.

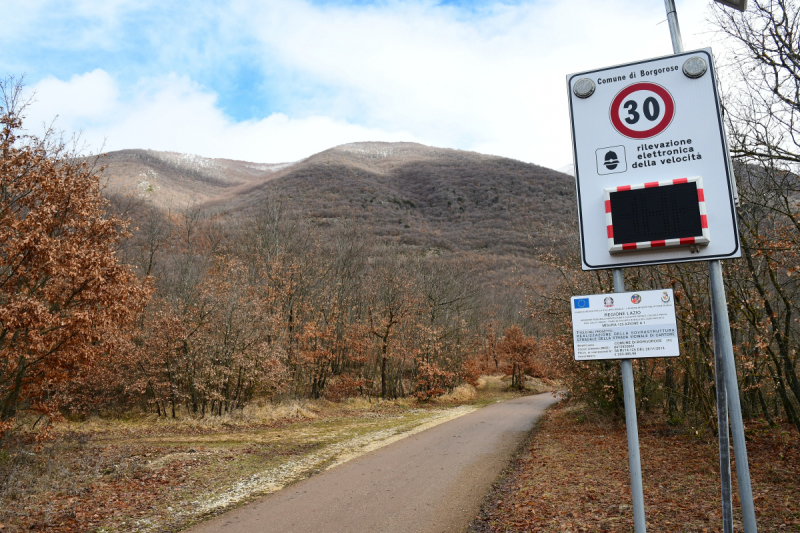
[570,289,679,361]
[567,49,740,270]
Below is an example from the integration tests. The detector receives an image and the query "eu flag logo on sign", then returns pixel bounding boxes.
[573,298,590,309]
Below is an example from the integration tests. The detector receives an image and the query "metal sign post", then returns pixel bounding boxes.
[663,4,756,532]
[712,266,734,533]
[614,269,646,533]
[710,261,758,532]
[570,285,682,530]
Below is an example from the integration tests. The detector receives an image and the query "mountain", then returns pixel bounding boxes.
[99,142,579,295]
[244,142,576,256]
[98,149,296,209]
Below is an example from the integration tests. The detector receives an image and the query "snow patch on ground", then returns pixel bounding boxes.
[338,143,397,159]
[145,150,295,179]
[246,162,296,173]
[137,169,160,197]
[147,150,231,181]
[154,151,218,171]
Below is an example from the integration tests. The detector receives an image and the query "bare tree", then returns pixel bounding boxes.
[714,0,800,166]
[713,0,800,433]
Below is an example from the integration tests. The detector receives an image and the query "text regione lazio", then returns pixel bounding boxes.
[570,289,679,362]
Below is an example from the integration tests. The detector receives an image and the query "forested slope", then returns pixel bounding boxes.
[228,142,576,257]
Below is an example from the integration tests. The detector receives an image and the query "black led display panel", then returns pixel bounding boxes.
[609,182,703,245]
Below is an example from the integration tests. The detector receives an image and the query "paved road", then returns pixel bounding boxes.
[187,393,558,533]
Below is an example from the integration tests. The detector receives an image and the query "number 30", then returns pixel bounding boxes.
[623,97,661,124]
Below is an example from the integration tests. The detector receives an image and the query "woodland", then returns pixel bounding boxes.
[0,0,798,450]
[0,83,556,436]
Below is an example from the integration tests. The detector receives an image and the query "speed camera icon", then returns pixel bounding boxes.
[596,145,627,175]
[604,151,620,169]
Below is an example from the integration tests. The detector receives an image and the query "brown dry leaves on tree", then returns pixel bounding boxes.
[497,325,540,390]
[0,80,150,435]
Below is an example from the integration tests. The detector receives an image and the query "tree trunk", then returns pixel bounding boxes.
[665,359,676,419]
[0,356,26,421]
[381,355,388,398]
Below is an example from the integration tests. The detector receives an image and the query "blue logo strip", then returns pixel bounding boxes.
[574,298,590,309]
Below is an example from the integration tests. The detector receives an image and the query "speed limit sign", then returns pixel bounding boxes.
[610,82,675,139]
[566,49,740,270]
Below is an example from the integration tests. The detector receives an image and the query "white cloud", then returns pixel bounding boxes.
[25,71,414,163]
[17,0,726,169]
[25,69,119,128]
[241,0,723,168]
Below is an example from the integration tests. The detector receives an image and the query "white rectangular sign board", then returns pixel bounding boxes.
[567,49,741,270]
[570,289,679,361]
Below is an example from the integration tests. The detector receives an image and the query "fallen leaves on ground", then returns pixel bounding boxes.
[471,403,800,532]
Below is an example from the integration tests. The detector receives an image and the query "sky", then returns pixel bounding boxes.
[2,0,730,170]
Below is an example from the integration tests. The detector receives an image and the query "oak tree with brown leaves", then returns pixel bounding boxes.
[0,78,149,435]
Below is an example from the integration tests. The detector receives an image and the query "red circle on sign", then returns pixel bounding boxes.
[609,82,675,139]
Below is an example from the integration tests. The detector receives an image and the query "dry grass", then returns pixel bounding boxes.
[475,374,562,397]
[439,384,478,402]
[476,375,508,391]
[0,377,552,533]
[523,377,561,395]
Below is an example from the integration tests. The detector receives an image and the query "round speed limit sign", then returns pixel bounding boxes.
[610,82,675,139]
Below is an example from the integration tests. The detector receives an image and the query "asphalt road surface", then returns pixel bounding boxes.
[187,392,559,533]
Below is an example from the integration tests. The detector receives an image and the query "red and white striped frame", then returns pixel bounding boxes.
[603,176,710,254]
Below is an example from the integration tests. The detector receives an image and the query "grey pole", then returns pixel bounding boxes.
[710,260,758,532]
[712,286,734,533]
[613,268,646,533]
[663,3,756,532]
[664,0,684,53]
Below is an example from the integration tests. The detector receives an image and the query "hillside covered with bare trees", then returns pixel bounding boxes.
[0,99,574,434]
